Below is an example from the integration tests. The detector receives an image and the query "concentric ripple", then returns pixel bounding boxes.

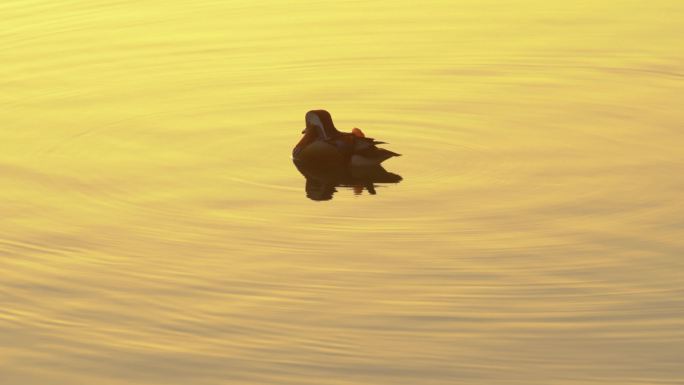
[1,1,683,385]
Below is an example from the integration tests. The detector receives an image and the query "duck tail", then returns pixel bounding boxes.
[373,148,401,163]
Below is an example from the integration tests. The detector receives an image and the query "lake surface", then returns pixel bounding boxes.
[2,1,683,384]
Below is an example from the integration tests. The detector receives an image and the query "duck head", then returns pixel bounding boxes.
[293,110,340,157]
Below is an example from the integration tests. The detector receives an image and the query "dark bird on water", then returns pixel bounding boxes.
[292,110,400,166]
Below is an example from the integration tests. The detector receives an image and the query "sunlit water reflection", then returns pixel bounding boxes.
[1,1,683,384]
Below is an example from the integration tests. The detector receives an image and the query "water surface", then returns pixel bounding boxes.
[1,1,683,384]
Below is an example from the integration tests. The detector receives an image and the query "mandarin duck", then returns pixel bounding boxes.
[292,110,400,166]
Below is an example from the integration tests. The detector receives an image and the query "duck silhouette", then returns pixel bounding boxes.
[292,110,400,166]
[292,110,402,200]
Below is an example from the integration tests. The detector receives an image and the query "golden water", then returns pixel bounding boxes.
[2,1,683,384]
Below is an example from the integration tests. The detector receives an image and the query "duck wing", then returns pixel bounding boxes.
[353,137,395,152]
[352,137,401,164]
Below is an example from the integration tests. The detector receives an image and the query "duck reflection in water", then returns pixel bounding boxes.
[292,110,402,201]
[294,161,402,201]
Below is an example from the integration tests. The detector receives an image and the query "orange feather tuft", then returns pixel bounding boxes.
[351,127,365,138]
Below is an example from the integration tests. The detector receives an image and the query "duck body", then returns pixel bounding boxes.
[292,110,400,166]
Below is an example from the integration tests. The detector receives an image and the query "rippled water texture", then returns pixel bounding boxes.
[2,1,684,384]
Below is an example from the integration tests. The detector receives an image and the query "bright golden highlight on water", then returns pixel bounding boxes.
[1,1,683,384]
